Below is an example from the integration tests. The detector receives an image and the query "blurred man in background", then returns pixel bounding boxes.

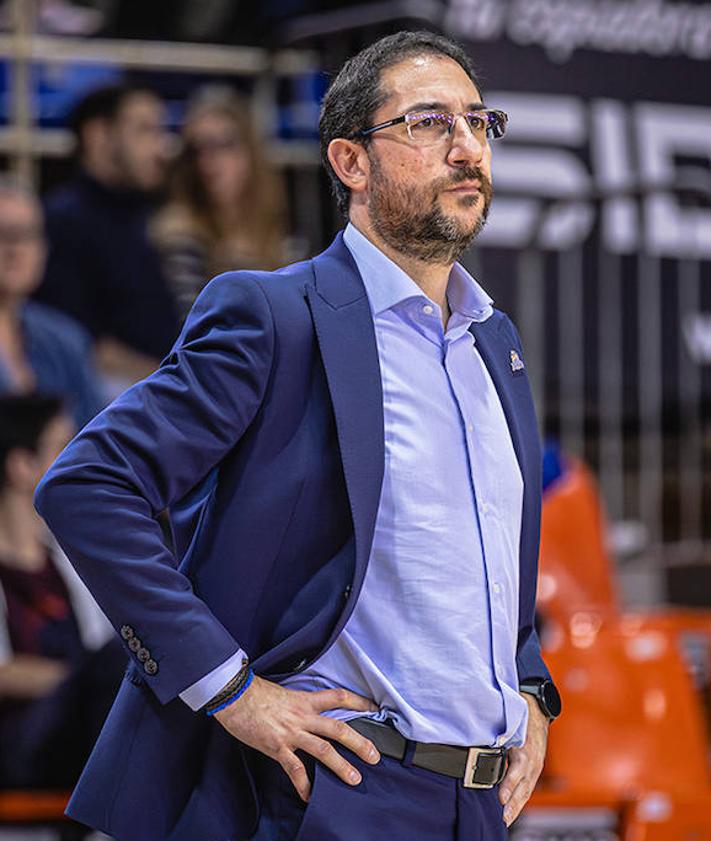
[0,394,123,789]
[0,179,104,428]
[33,84,180,393]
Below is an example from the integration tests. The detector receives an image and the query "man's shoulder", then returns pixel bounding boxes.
[184,257,316,337]
[247,254,316,288]
[43,177,92,226]
[190,233,353,326]
[206,255,314,301]
[44,176,82,206]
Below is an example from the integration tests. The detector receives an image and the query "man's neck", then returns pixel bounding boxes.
[81,155,116,189]
[0,493,45,571]
[81,158,124,192]
[348,213,453,325]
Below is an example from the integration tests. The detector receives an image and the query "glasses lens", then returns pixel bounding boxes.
[485,110,507,140]
[406,112,452,144]
[464,112,490,136]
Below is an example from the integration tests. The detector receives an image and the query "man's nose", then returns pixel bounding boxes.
[446,116,485,166]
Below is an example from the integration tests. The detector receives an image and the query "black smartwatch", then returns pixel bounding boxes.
[519,678,562,721]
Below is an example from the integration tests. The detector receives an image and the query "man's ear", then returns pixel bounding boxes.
[327,138,370,197]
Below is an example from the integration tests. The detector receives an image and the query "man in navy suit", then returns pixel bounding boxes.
[35,30,560,841]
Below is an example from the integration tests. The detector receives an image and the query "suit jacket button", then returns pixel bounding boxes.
[128,637,141,653]
[144,659,158,676]
[120,625,134,640]
[137,647,150,663]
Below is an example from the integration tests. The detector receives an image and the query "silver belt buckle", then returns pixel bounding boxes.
[462,746,505,789]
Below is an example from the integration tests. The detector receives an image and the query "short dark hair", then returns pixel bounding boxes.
[319,30,482,217]
[68,83,159,154]
[0,394,64,491]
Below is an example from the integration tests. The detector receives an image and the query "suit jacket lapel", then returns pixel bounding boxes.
[305,234,385,627]
[469,316,540,625]
[469,317,530,478]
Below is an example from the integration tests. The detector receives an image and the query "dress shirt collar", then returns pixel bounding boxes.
[343,222,493,323]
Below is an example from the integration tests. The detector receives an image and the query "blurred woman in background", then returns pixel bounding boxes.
[153,86,288,321]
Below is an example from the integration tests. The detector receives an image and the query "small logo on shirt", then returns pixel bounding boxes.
[509,350,525,372]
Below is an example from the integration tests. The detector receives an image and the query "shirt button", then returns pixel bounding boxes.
[493,582,502,594]
[422,304,434,315]
[467,423,474,433]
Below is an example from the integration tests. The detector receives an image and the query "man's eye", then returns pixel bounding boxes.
[410,114,448,132]
[466,114,488,132]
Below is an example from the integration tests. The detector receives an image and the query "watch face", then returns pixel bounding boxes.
[542,681,562,718]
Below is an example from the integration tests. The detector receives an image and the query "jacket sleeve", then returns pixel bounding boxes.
[34,271,274,704]
[516,626,551,683]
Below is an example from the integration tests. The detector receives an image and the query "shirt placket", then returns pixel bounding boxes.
[444,330,515,745]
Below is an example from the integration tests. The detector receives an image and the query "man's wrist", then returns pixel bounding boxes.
[203,659,253,716]
[179,648,250,711]
[519,677,561,721]
[522,691,550,728]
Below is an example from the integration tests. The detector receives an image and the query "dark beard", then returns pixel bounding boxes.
[367,156,493,265]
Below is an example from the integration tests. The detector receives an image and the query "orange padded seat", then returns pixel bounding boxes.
[538,458,620,622]
[526,455,711,839]
[0,789,69,822]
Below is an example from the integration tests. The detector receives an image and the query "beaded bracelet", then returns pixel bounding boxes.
[205,668,254,716]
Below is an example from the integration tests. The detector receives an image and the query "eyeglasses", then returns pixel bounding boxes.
[353,109,508,146]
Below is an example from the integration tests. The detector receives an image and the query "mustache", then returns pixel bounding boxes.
[437,166,493,198]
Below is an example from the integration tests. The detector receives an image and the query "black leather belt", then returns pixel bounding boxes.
[348,718,508,789]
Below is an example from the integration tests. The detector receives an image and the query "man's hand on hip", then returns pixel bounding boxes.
[498,693,550,827]
[214,675,381,801]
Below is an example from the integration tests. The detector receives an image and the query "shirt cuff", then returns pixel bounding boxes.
[178,648,249,711]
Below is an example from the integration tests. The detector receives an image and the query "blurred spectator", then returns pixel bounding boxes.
[0,394,124,788]
[152,86,287,320]
[0,178,104,428]
[33,83,180,390]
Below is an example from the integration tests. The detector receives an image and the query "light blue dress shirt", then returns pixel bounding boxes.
[181,223,528,749]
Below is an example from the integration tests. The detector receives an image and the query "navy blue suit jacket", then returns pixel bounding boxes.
[35,233,550,841]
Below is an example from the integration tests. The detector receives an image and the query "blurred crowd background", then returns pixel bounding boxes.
[0,1,709,839]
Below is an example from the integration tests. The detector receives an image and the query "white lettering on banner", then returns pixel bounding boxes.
[636,103,711,258]
[479,94,595,249]
[592,100,639,254]
[446,0,711,63]
[478,93,711,258]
